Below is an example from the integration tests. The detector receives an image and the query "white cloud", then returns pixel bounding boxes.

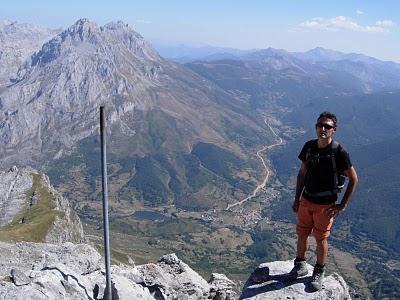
[375,20,395,28]
[356,9,364,15]
[297,16,395,33]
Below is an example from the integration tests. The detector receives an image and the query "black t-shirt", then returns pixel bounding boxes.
[298,139,352,204]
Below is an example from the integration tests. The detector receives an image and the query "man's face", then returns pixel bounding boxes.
[315,117,336,140]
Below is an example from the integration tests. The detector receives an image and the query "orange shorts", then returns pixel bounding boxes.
[296,197,335,240]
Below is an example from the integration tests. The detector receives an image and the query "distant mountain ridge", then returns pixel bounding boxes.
[154,40,400,66]
[185,47,400,111]
[151,41,254,63]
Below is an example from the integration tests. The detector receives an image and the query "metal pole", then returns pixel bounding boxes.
[100,106,112,300]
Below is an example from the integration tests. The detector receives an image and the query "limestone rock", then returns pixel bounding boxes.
[10,268,31,286]
[0,241,102,299]
[241,260,351,300]
[0,166,33,226]
[0,242,236,300]
[111,274,154,300]
[135,253,211,299]
[209,273,237,300]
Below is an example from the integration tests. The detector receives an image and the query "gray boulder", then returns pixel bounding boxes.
[10,268,31,286]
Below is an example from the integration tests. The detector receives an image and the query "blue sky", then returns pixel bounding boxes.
[1,0,399,62]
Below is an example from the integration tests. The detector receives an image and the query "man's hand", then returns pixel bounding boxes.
[327,203,347,218]
[292,199,300,213]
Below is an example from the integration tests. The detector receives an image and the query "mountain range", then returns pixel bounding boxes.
[0,19,273,212]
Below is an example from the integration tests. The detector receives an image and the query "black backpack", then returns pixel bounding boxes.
[305,140,346,197]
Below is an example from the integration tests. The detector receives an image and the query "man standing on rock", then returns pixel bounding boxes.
[290,111,358,291]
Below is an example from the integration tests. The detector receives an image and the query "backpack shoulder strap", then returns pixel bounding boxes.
[331,141,339,190]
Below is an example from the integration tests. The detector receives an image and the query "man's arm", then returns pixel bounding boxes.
[329,166,358,217]
[292,162,307,212]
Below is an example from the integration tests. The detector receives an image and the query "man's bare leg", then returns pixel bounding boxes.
[297,235,309,259]
[287,234,309,280]
[316,238,328,265]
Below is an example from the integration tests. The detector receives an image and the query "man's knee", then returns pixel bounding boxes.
[296,226,312,237]
[313,230,330,241]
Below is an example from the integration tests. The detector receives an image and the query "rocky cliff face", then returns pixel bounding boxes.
[0,166,84,243]
[0,241,236,299]
[0,20,59,88]
[0,18,163,167]
[0,166,33,227]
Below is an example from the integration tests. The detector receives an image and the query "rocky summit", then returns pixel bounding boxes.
[0,240,352,300]
[0,242,236,300]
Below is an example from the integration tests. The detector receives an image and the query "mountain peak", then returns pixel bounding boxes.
[0,19,14,28]
[25,18,160,69]
[104,20,131,30]
[311,46,329,51]
[71,18,97,29]
[307,47,343,56]
[66,18,99,41]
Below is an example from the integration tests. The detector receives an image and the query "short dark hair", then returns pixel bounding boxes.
[317,111,337,127]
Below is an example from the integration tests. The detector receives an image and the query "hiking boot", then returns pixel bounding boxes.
[250,266,269,284]
[311,264,325,291]
[287,258,308,281]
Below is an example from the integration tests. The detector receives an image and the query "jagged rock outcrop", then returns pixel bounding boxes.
[241,260,351,299]
[0,166,85,243]
[0,241,236,299]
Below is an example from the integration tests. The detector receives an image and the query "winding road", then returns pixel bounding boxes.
[226,119,283,210]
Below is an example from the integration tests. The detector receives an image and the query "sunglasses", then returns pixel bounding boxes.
[315,122,335,130]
